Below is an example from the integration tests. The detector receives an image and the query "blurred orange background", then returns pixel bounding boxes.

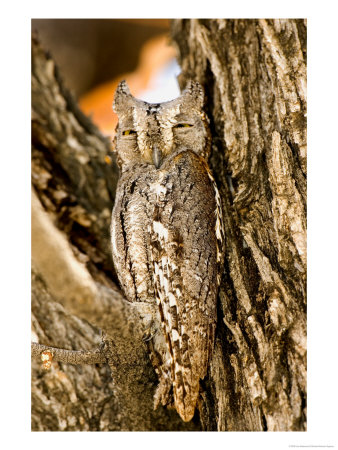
[32,19,180,137]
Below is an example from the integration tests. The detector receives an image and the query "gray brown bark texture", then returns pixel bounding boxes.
[31,18,306,431]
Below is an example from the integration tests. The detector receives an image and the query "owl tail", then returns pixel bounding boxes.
[172,321,213,422]
[174,376,200,422]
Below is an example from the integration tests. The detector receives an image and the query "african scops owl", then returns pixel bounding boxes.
[111,80,224,422]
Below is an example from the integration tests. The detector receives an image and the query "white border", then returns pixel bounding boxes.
[1,1,337,448]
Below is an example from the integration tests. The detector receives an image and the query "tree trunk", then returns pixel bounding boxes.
[171,19,307,431]
[31,18,306,431]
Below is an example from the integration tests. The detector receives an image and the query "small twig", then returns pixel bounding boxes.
[31,342,107,365]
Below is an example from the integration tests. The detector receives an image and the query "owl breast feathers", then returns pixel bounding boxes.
[111,80,224,422]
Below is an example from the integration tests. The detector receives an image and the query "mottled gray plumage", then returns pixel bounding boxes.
[111,80,224,422]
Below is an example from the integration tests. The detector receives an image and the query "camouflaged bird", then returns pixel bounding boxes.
[111,80,224,422]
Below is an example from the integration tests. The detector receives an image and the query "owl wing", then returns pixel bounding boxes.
[150,150,224,422]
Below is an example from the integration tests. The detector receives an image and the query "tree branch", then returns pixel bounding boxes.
[31,342,106,365]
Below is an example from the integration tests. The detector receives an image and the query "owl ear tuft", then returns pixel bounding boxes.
[181,80,204,109]
[113,80,134,114]
[116,80,131,95]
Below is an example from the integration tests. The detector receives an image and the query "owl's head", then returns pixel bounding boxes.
[112,80,210,170]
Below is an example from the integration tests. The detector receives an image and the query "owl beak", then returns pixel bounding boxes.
[152,146,162,169]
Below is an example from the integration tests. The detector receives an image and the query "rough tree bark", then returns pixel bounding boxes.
[31,18,306,431]
[171,19,306,431]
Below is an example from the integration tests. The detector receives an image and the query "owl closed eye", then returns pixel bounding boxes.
[122,129,137,136]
